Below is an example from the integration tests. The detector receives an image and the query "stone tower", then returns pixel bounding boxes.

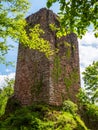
[14,8,80,106]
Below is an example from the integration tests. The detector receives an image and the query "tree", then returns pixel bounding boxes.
[0,78,14,116]
[47,0,98,38]
[0,0,53,65]
[0,0,30,64]
[82,61,98,104]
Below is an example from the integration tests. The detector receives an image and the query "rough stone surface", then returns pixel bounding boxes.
[14,8,80,106]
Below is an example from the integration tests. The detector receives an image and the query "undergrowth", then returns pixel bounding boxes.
[0,101,88,130]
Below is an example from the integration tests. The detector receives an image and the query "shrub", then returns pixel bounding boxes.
[86,104,98,121]
[75,116,88,130]
[62,100,78,114]
[0,79,14,116]
[0,103,88,130]
[54,112,77,130]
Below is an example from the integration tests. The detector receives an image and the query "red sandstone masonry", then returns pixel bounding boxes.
[14,8,80,106]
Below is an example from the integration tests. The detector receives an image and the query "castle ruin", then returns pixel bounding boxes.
[14,8,80,106]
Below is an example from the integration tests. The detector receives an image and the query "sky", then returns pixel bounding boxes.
[0,0,98,88]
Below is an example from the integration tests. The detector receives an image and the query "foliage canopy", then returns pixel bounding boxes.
[0,0,30,63]
[0,0,53,65]
[82,61,98,104]
[0,78,14,116]
[47,0,98,38]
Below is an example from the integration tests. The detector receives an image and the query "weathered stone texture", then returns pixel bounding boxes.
[14,8,80,106]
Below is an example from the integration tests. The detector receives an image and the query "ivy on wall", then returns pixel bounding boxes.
[52,55,62,83]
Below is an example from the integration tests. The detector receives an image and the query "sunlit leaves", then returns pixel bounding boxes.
[47,0,98,38]
[83,61,98,104]
[0,0,54,65]
[0,78,14,116]
[49,23,67,38]
[0,0,30,64]
[21,25,54,57]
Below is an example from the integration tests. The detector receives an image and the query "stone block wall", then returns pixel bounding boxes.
[14,8,80,106]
